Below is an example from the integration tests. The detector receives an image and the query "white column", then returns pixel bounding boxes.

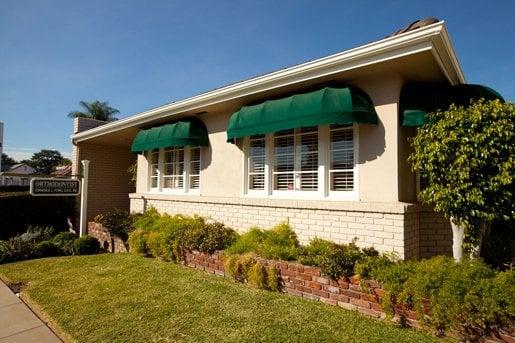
[79,160,90,237]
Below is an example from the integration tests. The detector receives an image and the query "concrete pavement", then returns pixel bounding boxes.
[0,280,61,342]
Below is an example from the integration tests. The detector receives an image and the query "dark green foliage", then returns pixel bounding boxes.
[24,149,66,175]
[94,209,134,241]
[355,255,515,340]
[299,238,379,279]
[0,237,34,264]
[73,236,100,255]
[226,222,299,260]
[52,232,77,255]
[481,221,514,270]
[0,185,29,192]
[33,241,62,258]
[19,226,54,243]
[0,192,75,240]
[409,100,515,241]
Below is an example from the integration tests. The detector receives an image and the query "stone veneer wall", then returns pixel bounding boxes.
[130,194,421,259]
[88,222,128,253]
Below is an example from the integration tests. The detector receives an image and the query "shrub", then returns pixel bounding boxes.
[94,209,134,241]
[52,232,76,255]
[33,241,62,258]
[133,207,161,231]
[355,255,515,340]
[127,229,148,255]
[73,236,100,255]
[223,253,280,291]
[0,237,34,264]
[0,192,75,240]
[226,222,299,261]
[299,238,378,279]
[19,226,54,244]
[146,231,168,259]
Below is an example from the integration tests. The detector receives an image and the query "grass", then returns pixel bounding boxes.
[0,254,442,343]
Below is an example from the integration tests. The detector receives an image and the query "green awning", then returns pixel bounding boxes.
[131,120,209,153]
[227,86,378,141]
[400,83,504,126]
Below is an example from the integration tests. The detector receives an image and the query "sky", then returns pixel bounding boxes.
[1,0,514,161]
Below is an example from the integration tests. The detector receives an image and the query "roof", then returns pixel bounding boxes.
[0,163,37,176]
[52,165,72,176]
[72,20,465,144]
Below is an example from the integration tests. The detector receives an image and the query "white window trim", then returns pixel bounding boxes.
[147,146,201,195]
[242,124,359,201]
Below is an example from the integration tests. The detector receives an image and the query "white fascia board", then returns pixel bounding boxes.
[72,21,462,143]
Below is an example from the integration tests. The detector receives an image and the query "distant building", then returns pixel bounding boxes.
[52,165,72,177]
[0,163,37,186]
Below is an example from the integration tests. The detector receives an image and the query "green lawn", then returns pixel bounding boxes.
[0,254,441,343]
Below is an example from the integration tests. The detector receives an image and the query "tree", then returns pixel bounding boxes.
[68,100,119,122]
[26,150,65,175]
[409,99,514,260]
[1,153,16,171]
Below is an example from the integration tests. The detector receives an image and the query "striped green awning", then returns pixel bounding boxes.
[131,120,209,153]
[227,86,378,141]
[400,83,504,126]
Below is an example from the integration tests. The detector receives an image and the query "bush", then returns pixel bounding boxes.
[177,220,238,254]
[223,253,280,291]
[355,255,515,340]
[73,236,100,255]
[0,237,34,264]
[127,229,149,256]
[226,222,299,261]
[146,231,168,259]
[133,207,161,231]
[94,209,134,241]
[52,232,76,255]
[33,241,62,258]
[299,238,378,279]
[0,192,75,240]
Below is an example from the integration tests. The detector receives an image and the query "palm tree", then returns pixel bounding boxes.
[68,100,120,122]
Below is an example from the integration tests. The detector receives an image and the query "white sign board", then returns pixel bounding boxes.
[30,178,81,196]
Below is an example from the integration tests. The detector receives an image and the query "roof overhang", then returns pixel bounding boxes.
[72,21,465,146]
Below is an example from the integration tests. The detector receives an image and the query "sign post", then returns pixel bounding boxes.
[79,160,90,237]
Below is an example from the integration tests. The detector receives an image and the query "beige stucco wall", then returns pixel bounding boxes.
[134,73,409,202]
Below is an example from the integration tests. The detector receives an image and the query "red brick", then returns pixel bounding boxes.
[320,297,337,306]
[373,288,384,297]
[278,262,289,270]
[322,285,340,294]
[330,294,350,303]
[337,280,349,289]
[285,288,302,297]
[360,293,377,302]
[313,276,330,285]
[350,298,371,309]
[302,293,320,301]
[296,285,312,294]
[303,266,321,276]
[370,302,383,312]
[341,289,361,299]
[307,281,322,290]
[312,289,330,298]
[350,275,360,284]
[499,333,515,343]
[349,284,362,292]
[357,307,382,318]
[295,272,312,281]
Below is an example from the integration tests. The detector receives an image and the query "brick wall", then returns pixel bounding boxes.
[418,210,452,258]
[130,194,420,259]
[88,222,128,253]
[182,250,514,342]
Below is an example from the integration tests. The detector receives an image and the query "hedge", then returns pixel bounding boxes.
[0,192,76,239]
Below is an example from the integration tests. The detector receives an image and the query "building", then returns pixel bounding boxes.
[0,163,37,186]
[52,165,72,178]
[0,122,3,172]
[71,19,504,260]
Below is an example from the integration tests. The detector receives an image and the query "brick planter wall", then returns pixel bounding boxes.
[87,222,128,253]
[182,250,514,342]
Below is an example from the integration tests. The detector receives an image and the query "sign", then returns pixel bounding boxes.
[30,178,81,196]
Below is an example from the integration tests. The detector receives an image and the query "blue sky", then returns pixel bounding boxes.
[1,0,514,161]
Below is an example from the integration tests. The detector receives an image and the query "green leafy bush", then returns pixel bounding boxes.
[94,209,134,241]
[33,241,62,258]
[0,237,34,264]
[127,229,148,255]
[52,232,76,255]
[223,253,280,291]
[355,255,515,340]
[226,222,299,260]
[133,207,161,231]
[298,238,378,279]
[73,236,100,255]
[146,231,168,259]
[19,226,54,244]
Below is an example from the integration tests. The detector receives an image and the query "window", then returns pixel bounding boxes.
[244,124,358,199]
[273,127,318,191]
[147,146,201,194]
[248,135,266,190]
[150,149,159,189]
[329,125,354,191]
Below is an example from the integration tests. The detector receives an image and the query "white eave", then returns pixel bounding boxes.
[72,21,465,143]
